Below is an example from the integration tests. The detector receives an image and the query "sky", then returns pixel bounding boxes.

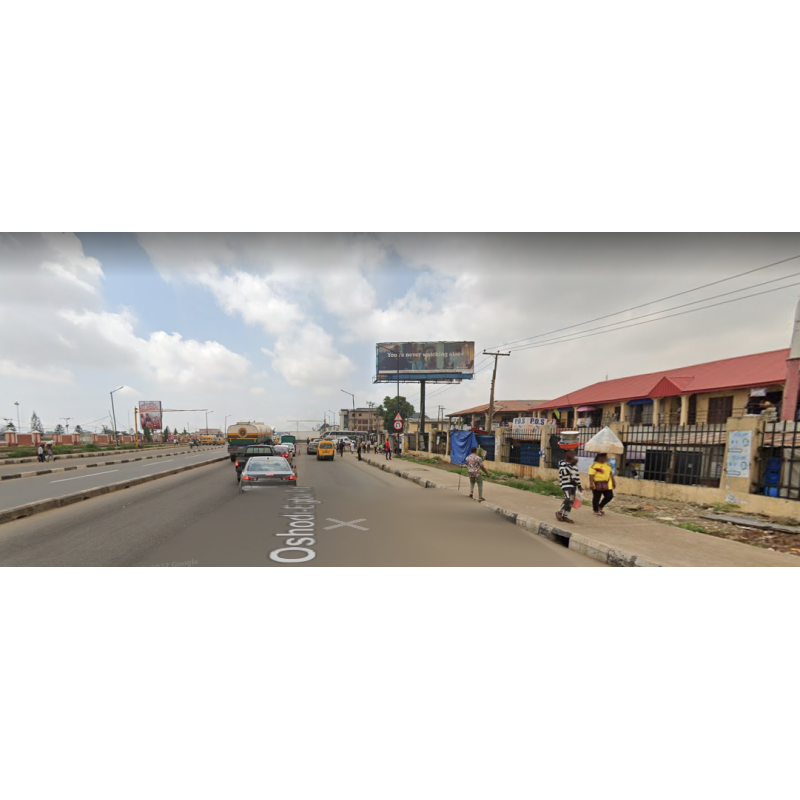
[2,233,800,435]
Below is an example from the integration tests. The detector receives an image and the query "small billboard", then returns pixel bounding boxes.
[375,341,475,382]
[139,400,163,431]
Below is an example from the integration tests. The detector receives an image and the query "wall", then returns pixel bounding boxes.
[402,449,800,518]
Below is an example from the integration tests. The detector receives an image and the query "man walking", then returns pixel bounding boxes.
[357,441,362,461]
[384,440,391,460]
[556,451,582,524]
[465,447,489,502]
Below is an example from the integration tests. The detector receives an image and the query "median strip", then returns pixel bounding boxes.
[0,454,228,526]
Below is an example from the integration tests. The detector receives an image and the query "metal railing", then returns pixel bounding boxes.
[758,421,800,500]
[620,424,726,487]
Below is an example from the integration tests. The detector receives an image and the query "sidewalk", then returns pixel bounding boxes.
[358,455,800,567]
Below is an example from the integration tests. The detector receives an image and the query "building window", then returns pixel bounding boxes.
[707,396,733,424]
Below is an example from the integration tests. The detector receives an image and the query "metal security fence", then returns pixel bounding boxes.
[620,424,726,487]
[758,421,800,500]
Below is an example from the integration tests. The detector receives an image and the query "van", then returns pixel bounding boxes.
[317,440,335,461]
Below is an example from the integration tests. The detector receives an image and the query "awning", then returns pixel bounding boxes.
[577,406,596,412]
[627,398,653,406]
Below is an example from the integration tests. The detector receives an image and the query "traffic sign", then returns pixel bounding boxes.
[393,420,403,430]
[394,413,403,421]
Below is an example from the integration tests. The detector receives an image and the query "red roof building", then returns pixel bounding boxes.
[449,400,548,429]
[532,349,790,426]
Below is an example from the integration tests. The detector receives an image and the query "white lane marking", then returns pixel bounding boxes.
[51,469,119,483]
[323,518,369,531]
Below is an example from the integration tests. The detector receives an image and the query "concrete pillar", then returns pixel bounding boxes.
[5,431,17,446]
[722,415,761,497]
[781,358,800,422]
[679,394,690,425]
[653,397,662,425]
[619,403,627,423]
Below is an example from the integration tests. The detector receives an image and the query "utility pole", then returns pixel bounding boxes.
[110,386,123,446]
[482,351,510,432]
[14,401,21,433]
[61,417,71,436]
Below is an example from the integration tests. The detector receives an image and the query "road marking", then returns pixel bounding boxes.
[51,469,119,483]
[324,518,369,531]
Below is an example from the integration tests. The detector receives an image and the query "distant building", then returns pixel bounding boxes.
[339,407,383,433]
[448,400,548,430]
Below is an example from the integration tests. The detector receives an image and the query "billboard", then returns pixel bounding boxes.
[375,341,475,382]
[139,401,163,431]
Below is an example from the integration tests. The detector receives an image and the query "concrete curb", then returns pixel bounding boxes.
[0,454,229,526]
[361,457,661,568]
[0,447,224,481]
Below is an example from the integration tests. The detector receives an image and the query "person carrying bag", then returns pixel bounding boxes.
[588,453,615,516]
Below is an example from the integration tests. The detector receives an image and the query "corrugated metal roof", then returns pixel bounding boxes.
[533,349,789,411]
[449,400,548,417]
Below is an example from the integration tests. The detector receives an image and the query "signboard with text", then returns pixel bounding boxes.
[138,400,163,431]
[725,430,752,478]
[511,417,550,437]
[376,341,475,382]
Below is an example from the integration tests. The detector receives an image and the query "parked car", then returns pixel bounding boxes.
[234,444,277,481]
[239,456,297,492]
[306,441,319,455]
[273,444,293,465]
[316,440,335,460]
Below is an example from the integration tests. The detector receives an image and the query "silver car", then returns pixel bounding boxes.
[238,456,297,493]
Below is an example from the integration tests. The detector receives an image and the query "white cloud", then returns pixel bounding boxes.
[250,387,266,395]
[267,322,356,393]
[0,360,73,384]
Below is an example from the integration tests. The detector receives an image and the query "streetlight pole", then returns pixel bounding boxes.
[110,387,123,447]
[205,410,214,438]
[328,410,337,432]
[14,401,20,433]
[61,417,71,437]
[341,390,354,431]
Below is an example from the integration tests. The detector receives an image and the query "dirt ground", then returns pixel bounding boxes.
[608,494,800,558]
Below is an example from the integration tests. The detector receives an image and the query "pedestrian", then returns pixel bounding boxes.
[338,439,344,457]
[350,440,355,454]
[589,453,615,516]
[556,451,581,524]
[357,441,362,461]
[465,447,489,502]
[37,443,45,462]
[384,440,391,460]
[47,442,54,462]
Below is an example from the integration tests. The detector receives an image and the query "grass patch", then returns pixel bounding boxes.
[1,448,37,458]
[711,502,741,514]
[679,522,707,533]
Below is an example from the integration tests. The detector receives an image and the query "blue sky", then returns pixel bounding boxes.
[3,233,800,435]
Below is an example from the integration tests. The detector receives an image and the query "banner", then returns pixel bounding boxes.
[139,400,163,431]
[376,341,474,381]
[511,417,550,437]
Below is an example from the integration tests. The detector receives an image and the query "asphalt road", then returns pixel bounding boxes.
[0,450,605,567]
[0,447,227,512]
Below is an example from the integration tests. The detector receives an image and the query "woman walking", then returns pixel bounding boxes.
[556,451,581,523]
[589,453,615,516]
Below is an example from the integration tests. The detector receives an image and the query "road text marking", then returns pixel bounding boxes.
[323,518,369,531]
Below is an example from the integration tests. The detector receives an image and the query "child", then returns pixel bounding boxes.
[556,451,582,524]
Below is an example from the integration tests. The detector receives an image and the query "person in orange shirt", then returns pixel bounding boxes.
[588,453,615,516]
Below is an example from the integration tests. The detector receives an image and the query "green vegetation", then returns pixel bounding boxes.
[679,522,707,533]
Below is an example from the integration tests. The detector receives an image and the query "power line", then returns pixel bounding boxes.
[505,270,800,352]
[484,253,800,351]
[508,279,800,352]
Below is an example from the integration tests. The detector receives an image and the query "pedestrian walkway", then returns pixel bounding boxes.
[357,456,800,567]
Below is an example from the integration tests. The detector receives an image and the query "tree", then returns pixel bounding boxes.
[101,425,113,435]
[5,420,16,432]
[74,425,83,434]
[54,424,65,434]
[378,396,415,432]
[143,425,152,442]
[30,411,44,434]
[163,425,170,441]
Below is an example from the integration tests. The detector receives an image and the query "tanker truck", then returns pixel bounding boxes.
[227,422,275,462]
